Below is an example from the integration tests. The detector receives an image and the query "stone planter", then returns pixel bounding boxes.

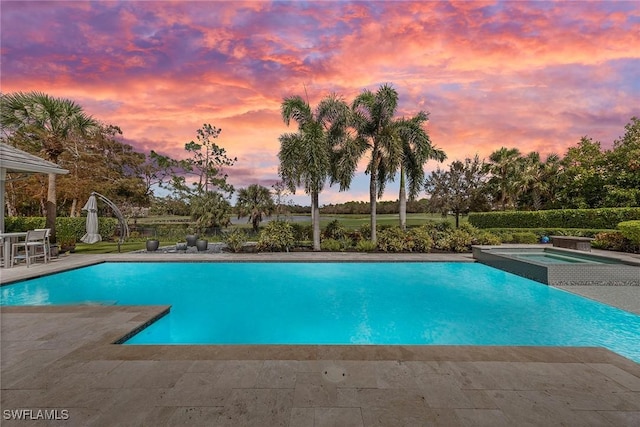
[196,239,209,252]
[186,235,198,247]
[146,239,160,252]
[176,242,188,251]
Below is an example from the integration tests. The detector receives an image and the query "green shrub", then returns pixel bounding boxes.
[223,228,247,253]
[407,226,433,253]
[448,229,473,252]
[359,223,371,240]
[509,232,539,244]
[469,208,640,229]
[472,230,502,245]
[256,221,295,252]
[435,220,454,232]
[323,220,346,240]
[355,239,377,252]
[320,238,345,251]
[377,227,409,252]
[458,223,477,233]
[5,217,45,232]
[617,220,640,244]
[359,223,390,240]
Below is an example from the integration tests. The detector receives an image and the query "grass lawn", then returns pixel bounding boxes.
[73,241,146,254]
[319,213,465,229]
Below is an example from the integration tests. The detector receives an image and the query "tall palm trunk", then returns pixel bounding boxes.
[399,165,406,230]
[70,198,78,217]
[311,190,320,251]
[369,152,379,243]
[46,173,57,242]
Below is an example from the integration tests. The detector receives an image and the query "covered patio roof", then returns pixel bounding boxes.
[0,143,69,232]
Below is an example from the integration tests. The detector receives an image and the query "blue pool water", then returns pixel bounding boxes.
[1,262,639,362]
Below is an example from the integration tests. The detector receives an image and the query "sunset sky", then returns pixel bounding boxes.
[2,1,639,205]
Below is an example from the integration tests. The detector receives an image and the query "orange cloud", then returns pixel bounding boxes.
[2,0,638,204]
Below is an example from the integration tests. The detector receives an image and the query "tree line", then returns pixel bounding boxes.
[1,90,638,246]
[426,118,640,226]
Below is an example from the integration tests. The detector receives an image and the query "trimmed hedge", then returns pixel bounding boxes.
[5,216,118,240]
[469,208,640,229]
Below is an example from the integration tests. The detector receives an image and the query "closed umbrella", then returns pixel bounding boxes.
[80,194,102,244]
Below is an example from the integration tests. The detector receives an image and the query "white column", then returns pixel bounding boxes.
[0,168,6,233]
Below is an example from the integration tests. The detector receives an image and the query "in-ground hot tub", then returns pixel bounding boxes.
[473,246,640,286]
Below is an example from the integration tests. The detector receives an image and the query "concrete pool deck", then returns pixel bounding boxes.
[1,252,639,426]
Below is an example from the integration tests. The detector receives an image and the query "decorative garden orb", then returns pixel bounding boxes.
[540,236,550,244]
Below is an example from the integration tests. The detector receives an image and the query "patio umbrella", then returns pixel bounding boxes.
[80,194,102,244]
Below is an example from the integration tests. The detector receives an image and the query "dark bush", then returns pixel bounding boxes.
[290,223,312,243]
[592,232,635,252]
[323,220,347,240]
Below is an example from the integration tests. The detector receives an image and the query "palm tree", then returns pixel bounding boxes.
[236,184,275,232]
[395,112,446,229]
[487,147,521,210]
[278,94,352,250]
[351,84,401,242]
[540,154,561,208]
[1,91,98,240]
[515,152,562,210]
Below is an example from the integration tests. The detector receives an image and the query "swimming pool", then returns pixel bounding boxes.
[1,262,639,362]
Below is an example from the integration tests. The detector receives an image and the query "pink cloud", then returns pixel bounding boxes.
[1,0,638,204]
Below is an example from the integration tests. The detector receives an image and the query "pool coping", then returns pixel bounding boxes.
[2,251,639,363]
[0,251,476,285]
[2,304,639,368]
